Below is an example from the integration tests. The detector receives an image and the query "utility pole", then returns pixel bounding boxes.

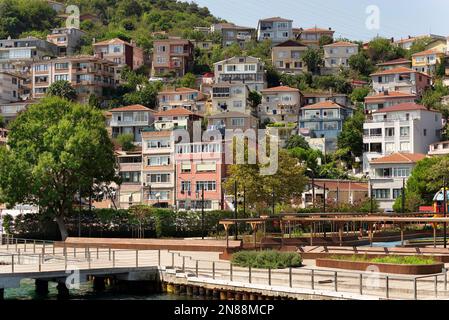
[201,185,205,240]
[401,178,405,214]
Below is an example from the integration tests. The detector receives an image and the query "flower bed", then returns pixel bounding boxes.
[231,250,302,269]
[316,255,444,275]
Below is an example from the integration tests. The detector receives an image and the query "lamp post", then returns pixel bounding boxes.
[234,180,238,240]
[443,177,447,249]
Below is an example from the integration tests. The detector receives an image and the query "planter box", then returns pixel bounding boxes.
[316,258,444,275]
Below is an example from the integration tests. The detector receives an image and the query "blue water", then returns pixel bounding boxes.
[4,279,204,300]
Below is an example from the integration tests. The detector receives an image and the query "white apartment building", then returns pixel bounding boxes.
[213,56,266,92]
[363,102,442,173]
[322,42,358,75]
[109,104,155,144]
[211,83,251,114]
[258,86,301,124]
[428,140,449,156]
[370,67,431,96]
[369,153,426,211]
[257,17,293,45]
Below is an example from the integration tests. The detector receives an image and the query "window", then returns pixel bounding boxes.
[233,101,243,108]
[385,143,395,153]
[244,64,256,71]
[226,65,237,72]
[196,162,216,172]
[147,156,170,166]
[147,173,170,183]
[400,142,410,151]
[54,74,68,81]
[120,171,141,183]
[147,139,170,149]
[181,162,191,173]
[400,127,410,137]
[393,167,410,177]
[217,65,223,71]
[34,64,48,72]
[373,189,390,199]
[423,129,427,136]
[55,63,69,70]
[149,191,170,200]
[196,181,216,191]
[181,181,191,192]
[393,189,403,199]
[231,118,244,126]
[385,128,395,137]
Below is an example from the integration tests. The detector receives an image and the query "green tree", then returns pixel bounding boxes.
[285,135,310,150]
[337,107,365,162]
[116,133,135,151]
[407,37,433,58]
[319,35,333,47]
[350,87,371,103]
[303,48,324,74]
[366,37,404,63]
[0,115,5,128]
[122,81,162,108]
[0,97,118,240]
[46,81,77,101]
[288,147,322,175]
[247,91,262,114]
[178,72,196,89]
[349,51,375,77]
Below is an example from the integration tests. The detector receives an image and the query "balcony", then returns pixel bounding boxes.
[236,34,252,41]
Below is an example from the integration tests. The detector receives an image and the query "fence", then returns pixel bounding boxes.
[0,234,448,300]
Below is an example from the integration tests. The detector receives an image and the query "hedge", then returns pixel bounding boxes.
[231,250,302,269]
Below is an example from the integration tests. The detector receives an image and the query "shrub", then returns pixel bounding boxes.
[329,255,436,265]
[231,250,302,269]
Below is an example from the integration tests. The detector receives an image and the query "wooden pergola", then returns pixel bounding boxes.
[219,217,277,249]
[281,216,449,247]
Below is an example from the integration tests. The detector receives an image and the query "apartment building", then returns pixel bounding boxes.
[214,56,266,92]
[158,87,206,114]
[0,37,57,63]
[370,67,431,96]
[207,111,259,132]
[175,141,225,211]
[369,153,426,211]
[362,103,442,173]
[31,55,116,103]
[302,91,350,107]
[257,17,293,45]
[0,100,35,124]
[412,49,445,76]
[46,27,85,56]
[394,34,446,50]
[0,72,26,103]
[141,129,175,208]
[211,83,251,114]
[299,101,353,151]
[153,107,203,132]
[322,41,358,75]
[116,149,143,209]
[93,38,145,71]
[296,27,335,48]
[109,104,155,144]
[212,23,254,49]
[428,140,449,156]
[376,58,411,71]
[271,40,308,74]
[364,91,417,113]
[151,38,194,77]
[258,86,301,124]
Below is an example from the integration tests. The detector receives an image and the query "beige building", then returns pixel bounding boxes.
[151,38,194,77]
[116,149,143,209]
[271,40,308,74]
[0,71,26,103]
[376,58,412,71]
[258,86,301,124]
[157,87,206,114]
[31,55,116,103]
[109,104,155,144]
[322,41,358,75]
[46,27,85,56]
[296,27,335,48]
[207,111,259,132]
[211,83,251,114]
[212,23,254,49]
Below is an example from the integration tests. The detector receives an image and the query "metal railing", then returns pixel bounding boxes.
[1,234,448,300]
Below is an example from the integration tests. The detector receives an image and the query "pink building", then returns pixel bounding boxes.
[175,141,225,211]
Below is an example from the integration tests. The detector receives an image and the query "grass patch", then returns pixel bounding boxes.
[231,250,302,269]
[328,255,437,265]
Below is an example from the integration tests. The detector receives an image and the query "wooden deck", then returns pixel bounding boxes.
[55,237,242,252]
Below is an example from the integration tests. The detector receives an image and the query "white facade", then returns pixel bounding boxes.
[323,42,358,74]
[211,83,251,114]
[363,105,442,173]
[257,18,293,45]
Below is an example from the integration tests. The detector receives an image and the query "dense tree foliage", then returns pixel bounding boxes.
[0,97,118,240]
[46,80,77,101]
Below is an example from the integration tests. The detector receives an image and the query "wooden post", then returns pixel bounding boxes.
[400,224,404,247]
[310,223,313,246]
[339,224,343,247]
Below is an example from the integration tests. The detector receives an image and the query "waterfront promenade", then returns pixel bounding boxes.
[1,237,449,300]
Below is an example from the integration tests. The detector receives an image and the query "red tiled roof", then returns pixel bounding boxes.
[371,102,433,113]
[158,87,200,94]
[376,58,411,66]
[259,17,292,22]
[93,38,130,46]
[154,107,202,117]
[412,49,442,57]
[370,153,426,164]
[302,100,345,110]
[261,85,299,93]
[274,40,307,48]
[364,91,417,101]
[312,180,368,192]
[324,41,357,47]
[370,66,430,77]
[301,27,334,33]
[109,104,153,112]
